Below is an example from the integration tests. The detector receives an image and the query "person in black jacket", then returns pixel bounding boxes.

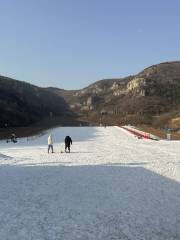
[65,136,72,153]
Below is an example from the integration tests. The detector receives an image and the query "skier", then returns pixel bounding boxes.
[65,136,72,153]
[48,134,54,153]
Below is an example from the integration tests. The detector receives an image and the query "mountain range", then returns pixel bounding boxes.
[1,61,180,128]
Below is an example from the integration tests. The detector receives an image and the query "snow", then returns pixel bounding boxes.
[0,126,180,239]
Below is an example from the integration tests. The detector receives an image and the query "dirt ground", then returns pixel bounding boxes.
[139,125,180,140]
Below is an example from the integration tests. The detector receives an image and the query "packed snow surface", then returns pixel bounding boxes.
[0,126,180,240]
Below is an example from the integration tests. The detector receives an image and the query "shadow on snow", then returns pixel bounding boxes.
[0,164,180,239]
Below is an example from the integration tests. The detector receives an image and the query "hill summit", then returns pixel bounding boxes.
[51,61,180,127]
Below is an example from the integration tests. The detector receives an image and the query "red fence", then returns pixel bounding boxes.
[120,126,151,139]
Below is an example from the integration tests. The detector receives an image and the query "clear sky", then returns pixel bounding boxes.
[0,0,179,89]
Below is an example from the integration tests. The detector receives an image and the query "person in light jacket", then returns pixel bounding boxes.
[48,134,54,153]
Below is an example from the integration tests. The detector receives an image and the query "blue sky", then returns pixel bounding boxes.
[0,0,179,89]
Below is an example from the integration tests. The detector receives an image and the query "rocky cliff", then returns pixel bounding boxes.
[52,61,180,127]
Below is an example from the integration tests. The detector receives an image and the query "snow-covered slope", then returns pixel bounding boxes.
[0,127,180,239]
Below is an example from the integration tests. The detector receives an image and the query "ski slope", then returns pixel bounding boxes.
[0,126,180,240]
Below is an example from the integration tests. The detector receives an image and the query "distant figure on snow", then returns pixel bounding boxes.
[65,136,72,153]
[10,133,17,143]
[48,134,54,153]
